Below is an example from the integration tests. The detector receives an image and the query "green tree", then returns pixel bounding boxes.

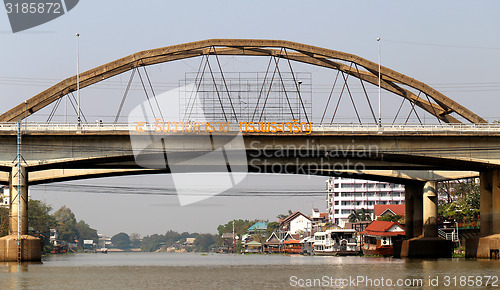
[130,233,142,248]
[438,179,480,226]
[28,199,56,252]
[217,219,255,238]
[377,214,403,223]
[53,206,79,243]
[277,210,293,220]
[0,206,9,237]
[194,234,217,252]
[265,221,280,238]
[75,220,98,247]
[140,233,163,252]
[348,208,372,223]
[111,232,131,249]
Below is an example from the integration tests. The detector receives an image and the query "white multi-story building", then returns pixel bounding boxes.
[326,177,405,227]
[0,186,9,207]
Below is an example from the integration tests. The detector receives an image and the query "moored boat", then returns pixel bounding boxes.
[313,229,360,255]
[360,221,405,256]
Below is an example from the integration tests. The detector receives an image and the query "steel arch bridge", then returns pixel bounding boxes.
[0,39,486,124]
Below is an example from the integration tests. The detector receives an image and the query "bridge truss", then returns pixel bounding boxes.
[0,39,486,124]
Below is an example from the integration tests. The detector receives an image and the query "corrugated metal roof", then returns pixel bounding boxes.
[248,222,268,231]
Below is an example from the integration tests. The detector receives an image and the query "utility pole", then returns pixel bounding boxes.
[16,121,21,262]
[298,81,302,122]
[377,37,381,126]
[232,220,235,253]
[76,33,81,126]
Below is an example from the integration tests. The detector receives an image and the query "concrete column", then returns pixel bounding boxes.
[492,170,500,234]
[9,165,28,235]
[423,181,438,237]
[413,183,424,237]
[480,171,493,235]
[405,183,416,238]
[0,164,40,262]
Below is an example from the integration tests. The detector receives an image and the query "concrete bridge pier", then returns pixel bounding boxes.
[423,181,438,237]
[0,165,41,262]
[466,170,500,258]
[395,181,453,258]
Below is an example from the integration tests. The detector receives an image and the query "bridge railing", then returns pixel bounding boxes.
[2,122,500,134]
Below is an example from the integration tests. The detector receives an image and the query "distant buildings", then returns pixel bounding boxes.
[0,185,34,208]
[279,211,312,235]
[0,186,9,207]
[247,222,268,235]
[326,177,405,227]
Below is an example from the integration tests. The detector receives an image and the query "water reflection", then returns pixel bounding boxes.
[0,262,41,289]
[0,253,498,289]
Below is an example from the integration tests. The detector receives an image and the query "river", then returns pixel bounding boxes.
[0,253,499,289]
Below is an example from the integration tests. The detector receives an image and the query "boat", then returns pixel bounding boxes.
[360,221,405,256]
[51,244,68,254]
[283,239,302,254]
[100,247,108,254]
[313,229,360,255]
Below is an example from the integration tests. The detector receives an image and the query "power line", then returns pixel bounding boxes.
[31,183,328,197]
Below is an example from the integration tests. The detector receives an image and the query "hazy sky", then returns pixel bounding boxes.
[1,1,500,237]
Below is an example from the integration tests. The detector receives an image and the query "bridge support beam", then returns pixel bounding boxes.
[0,165,41,262]
[395,181,452,258]
[466,170,500,259]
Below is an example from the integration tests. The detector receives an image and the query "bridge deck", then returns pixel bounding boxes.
[1,123,500,136]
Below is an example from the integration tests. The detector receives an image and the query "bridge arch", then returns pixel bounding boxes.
[0,39,486,123]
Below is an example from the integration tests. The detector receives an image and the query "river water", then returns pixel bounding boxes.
[0,253,499,289]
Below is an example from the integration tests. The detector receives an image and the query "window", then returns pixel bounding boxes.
[341,201,351,206]
[341,209,351,214]
[334,183,339,188]
[341,183,351,188]
[334,201,339,205]
[366,201,375,206]
[366,192,375,197]
[341,192,351,197]
[334,210,339,214]
[353,192,363,197]
[366,183,376,188]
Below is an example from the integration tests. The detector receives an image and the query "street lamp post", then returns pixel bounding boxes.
[377,37,381,126]
[298,81,302,122]
[76,33,81,126]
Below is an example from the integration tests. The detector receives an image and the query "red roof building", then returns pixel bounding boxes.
[374,204,405,219]
[361,221,405,237]
[360,221,405,256]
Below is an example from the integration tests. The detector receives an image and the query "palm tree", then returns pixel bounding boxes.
[359,208,372,222]
[348,211,360,223]
[348,208,372,223]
